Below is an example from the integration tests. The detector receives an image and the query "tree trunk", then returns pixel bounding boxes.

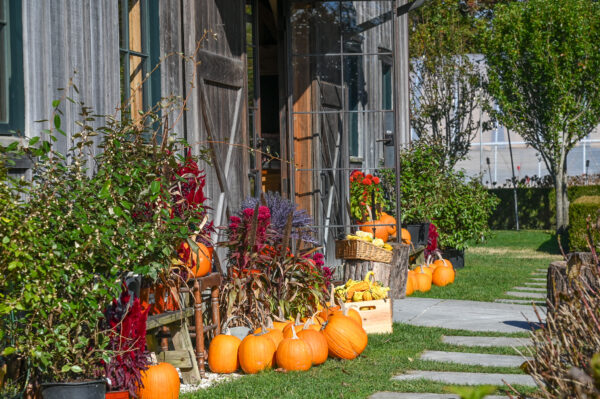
[555,162,569,234]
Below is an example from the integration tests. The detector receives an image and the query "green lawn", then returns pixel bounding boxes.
[182,323,534,399]
[411,230,561,302]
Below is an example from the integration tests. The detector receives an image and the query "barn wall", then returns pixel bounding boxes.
[22,0,120,159]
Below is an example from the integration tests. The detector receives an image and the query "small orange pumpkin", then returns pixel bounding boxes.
[400,228,411,245]
[275,327,312,371]
[180,241,213,278]
[322,314,368,360]
[297,329,329,365]
[238,332,276,374]
[208,328,242,374]
[379,212,397,236]
[414,266,432,292]
[138,362,180,399]
[433,258,453,270]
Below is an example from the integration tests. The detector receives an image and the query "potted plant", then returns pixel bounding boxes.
[0,97,209,397]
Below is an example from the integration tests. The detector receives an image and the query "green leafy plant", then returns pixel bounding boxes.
[379,141,498,250]
[0,94,208,389]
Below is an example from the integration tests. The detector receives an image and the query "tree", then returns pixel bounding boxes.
[484,0,600,233]
[410,0,489,169]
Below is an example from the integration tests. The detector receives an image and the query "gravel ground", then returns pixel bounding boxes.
[179,372,242,394]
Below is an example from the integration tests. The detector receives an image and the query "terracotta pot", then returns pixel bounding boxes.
[105,391,129,399]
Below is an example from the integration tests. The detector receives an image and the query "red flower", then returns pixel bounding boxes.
[362,178,372,186]
[373,176,380,184]
[366,174,373,180]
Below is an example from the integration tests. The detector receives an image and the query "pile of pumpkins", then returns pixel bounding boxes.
[406,257,455,295]
[207,308,368,374]
[358,212,411,245]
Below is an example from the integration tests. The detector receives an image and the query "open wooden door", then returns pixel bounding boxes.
[185,0,249,249]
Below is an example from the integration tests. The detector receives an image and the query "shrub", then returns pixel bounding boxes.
[569,196,600,251]
[379,141,498,250]
[0,96,209,388]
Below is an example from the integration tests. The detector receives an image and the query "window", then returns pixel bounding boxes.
[119,0,160,120]
[0,0,24,134]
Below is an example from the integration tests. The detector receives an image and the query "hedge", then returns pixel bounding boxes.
[569,196,600,251]
[489,185,600,230]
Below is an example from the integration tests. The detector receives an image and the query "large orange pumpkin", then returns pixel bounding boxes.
[208,329,242,374]
[238,333,276,374]
[138,362,180,399]
[275,327,312,371]
[330,308,362,328]
[322,314,368,360]
[359,220,389,242]
[297,329,328,365]
[180,241,213,278]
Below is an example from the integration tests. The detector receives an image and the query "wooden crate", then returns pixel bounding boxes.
[342,299,393,334]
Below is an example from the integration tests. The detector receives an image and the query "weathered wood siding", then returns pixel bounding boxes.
[22,0,120,157]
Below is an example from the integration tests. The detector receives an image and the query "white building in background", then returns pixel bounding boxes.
[455,125,600,187]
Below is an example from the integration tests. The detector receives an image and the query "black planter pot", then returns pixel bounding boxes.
[41,380,106,399]
[441,248,465,269]
[405,223,430,247]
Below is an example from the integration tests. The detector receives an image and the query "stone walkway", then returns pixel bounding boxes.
[370,269,547,399]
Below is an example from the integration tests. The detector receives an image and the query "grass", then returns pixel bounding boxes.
[411,230,562,302]
[182,323,536,399]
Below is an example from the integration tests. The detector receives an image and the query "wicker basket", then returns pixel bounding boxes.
[335,240,393,263]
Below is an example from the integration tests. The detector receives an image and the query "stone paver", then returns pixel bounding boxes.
[505,291,546,299]
[531,272,545,276]
[394,298,544,333]
[535,268,547,272]
[441,335,533,347]
[421,350,531,367]
[494,299,546,306]
[531,278,546,282]
[369,393,510,399]
[512,286,546,292]
[524,282,545,287]
[391,370,536,387]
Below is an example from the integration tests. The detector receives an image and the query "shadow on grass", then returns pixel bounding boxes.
[537,233,561,255]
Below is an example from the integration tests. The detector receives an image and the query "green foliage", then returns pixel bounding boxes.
[484,0,600,229]
[0,97,207,384]
[568,196,600,251]
[489,185,600,230]
[380,142,498,250]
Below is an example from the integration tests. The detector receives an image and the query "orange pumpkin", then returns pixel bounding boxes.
[359,220,390,242]
[379,212,397,236]
[180,241,213,278]
[433,258,453,270]
[138,362,180,399]
[432,264,455,287]
[272,320,291,331]
[238,333,276,374]
[414,266,432,292]
[283,320,320,338]
[400,228,411,245]
[318,305,341,321]
[330,308,362,328]
[275,327,312,371]
[322,314,368,360]
[208,329,242,374]
[297,329,329,365]
[405,274,415,296]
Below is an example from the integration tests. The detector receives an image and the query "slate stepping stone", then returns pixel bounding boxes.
[531,278,546,282]
[391,371,536,387]
[505,291,546,299]
[513,286,546,292]
[369,393,510,399]
[524,282,545,287]
[441,335,533,347]
[420,350,531,367]
[494,299,546,306]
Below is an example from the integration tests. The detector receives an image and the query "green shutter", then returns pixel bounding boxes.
[0,0,24,135]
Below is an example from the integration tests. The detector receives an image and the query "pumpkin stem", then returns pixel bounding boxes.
[303,319,311,330]
[291,324,300,340]
[295,313,301,325]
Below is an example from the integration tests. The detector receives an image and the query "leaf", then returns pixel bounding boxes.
[2,347,16,356]
[28,136,40,146]
[54,114,62,130]
[71,365,83,373]
[150,180,161,194]
[52,99,61,108]
[61,364,71,373]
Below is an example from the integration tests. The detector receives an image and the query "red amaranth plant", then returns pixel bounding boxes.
[103,288,150,397]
